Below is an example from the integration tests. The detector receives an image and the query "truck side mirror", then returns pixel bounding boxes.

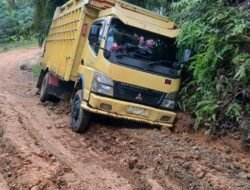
[183,49,192,62]
[103,49,111,59]
[88,25,101,44]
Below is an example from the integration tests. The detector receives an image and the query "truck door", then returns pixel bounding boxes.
[82,19,106,66]
[79,19,107,100]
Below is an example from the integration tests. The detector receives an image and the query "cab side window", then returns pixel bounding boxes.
[88,20,106,55]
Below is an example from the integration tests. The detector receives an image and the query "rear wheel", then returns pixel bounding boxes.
[71,90,90,133]
[40,72,50,102]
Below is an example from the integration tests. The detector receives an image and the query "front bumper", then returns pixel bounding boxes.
[81,93,176,127]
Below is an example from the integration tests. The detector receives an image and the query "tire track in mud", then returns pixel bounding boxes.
[82,122,250,190]
[0,99,135,190]
[0,49,135,190]
[0,95,72,190]
[0,48,249,190]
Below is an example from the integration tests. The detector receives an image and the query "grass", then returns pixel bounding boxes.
[0,40,38,53]
[32,63,42,78]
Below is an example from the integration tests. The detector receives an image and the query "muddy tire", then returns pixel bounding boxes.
[71,90,90,133]
[40,72,50,102]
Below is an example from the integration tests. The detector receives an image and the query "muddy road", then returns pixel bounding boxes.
[0,48,249,190]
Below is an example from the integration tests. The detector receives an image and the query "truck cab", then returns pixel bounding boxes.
[38,0,183,133]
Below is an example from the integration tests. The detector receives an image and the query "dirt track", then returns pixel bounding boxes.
[0,48,249,190]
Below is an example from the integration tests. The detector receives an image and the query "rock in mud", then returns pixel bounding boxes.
[153,155,163,165]
[192,146,199,150]
[136,163,144,170]
[7,171,12,177]
[4,166,10,172]
[129,140,135,145]
[30,185,40,190]
[54,109,64,115]
[182,162,191,170]
[238,172,250,180]
[194,166,207,179]
[160,126,171,135]
[48,105,55,110]
[20,63,31,71]
[174,113,194,133]
[128,157,138,169]
[225,147,232,154]
[50,156,56,162]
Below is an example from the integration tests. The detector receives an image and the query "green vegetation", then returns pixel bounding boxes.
[32,63,42,78]
[170,0,250,135]
[125,0,170,13]
[34,0,68,45]
[0,0,34,43]
[0,40,37,53]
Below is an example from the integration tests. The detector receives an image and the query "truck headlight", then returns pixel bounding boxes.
[161,92,177,110]
[91,72,114,96]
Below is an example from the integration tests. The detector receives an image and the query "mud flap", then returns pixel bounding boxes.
[46,74,75,100]
[36,69,46,89]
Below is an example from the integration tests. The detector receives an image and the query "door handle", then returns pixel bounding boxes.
[81,59,84,65]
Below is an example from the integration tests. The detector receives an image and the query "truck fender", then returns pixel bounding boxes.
[36,68,48,89]
[73,76,85,97]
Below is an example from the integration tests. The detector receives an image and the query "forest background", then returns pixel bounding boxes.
[0,0,249,141]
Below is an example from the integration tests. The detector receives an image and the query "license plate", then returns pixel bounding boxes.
[127,106,149,117]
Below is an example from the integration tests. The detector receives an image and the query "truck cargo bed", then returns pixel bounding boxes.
[42,0,98,81]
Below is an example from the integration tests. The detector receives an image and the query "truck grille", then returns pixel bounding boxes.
[113,82,164,107]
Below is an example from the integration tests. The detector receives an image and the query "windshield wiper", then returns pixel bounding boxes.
[114,52,131,58]
[148,60,172,66]
[114,51,142,59]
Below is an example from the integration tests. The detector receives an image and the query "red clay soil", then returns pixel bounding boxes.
[0,48,249,190]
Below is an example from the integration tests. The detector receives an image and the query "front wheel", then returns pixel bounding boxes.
[71,90,90,133]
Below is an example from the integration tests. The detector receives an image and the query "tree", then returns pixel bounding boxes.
[33,0,68,45]
[125,0,171,14]
[5,0,16,9]
[0,0,18,42]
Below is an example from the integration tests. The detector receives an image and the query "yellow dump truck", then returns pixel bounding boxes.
[37,0,186,133]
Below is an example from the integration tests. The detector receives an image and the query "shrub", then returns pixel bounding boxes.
[170,0,250,135]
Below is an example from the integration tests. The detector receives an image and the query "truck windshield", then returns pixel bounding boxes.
[105,18,180,78]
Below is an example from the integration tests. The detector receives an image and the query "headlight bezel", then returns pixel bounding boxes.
[91,72,114,97]
[161,92,178,110]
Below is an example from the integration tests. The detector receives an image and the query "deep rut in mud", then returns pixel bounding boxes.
[0,48,249,190]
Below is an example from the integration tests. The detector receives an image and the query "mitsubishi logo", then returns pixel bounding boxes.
[135,93,143,101]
